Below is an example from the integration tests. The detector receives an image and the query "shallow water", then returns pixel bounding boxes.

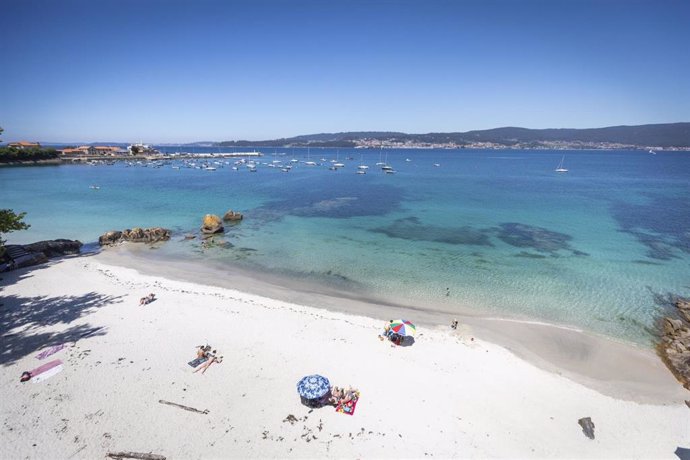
[2,148,689,344]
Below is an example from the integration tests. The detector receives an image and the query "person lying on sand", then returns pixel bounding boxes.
[196,344,212,359]
[329,386,344,405]
[194,351,223,374]
[378,320,393,341]
[139,293,156,306]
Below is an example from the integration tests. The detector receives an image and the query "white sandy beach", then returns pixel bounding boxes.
[1,253,689,459]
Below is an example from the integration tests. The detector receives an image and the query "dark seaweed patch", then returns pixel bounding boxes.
[496,222,573,254]
[514,251,547,259]
[611,194,690,260]
[371,217,493,246]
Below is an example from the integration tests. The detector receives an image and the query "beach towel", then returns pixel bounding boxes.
[188,356,208,368]
[32,364,63,383]
[24,359,63,383]
[335,392,360,416]
[36,343,66,360]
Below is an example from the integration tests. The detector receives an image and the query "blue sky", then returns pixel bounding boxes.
[1,0,689,143]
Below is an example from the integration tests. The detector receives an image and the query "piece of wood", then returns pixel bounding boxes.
[106,451,166,460]
[158,399,209,415]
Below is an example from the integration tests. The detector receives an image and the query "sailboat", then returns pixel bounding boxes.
[555,155,568,173]
[304,147,316,166]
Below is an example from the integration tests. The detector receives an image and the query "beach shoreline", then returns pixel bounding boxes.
[1,252,688,458]
[96,245,684,404]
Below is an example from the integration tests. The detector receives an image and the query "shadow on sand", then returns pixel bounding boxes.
[0,257,121,366]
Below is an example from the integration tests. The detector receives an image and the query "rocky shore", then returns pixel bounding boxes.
[0,239,82,271]
[659,298,690,390]
[98,227,171,245]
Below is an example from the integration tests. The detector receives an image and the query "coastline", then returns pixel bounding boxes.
[95,245,686,404]
[1,253,688,458]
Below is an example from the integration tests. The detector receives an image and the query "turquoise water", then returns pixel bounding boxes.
[2,148,689,344]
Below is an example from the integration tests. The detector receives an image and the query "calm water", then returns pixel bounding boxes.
[2,148,689,344]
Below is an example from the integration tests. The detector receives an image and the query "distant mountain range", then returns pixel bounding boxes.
[217,122,690,149]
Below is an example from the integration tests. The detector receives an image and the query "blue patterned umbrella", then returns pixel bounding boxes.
[296,374,331,399]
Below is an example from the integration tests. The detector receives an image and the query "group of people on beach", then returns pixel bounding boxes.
[328,386,359,406]
[378,320,404,345]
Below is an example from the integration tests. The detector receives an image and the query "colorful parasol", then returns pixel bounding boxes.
[390,319,416,337]
[296,374,331,399]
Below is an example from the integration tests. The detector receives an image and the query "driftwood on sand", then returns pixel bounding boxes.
[158,399,209,414]
[106,452,166,460]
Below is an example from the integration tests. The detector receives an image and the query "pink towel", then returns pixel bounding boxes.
[29,359,63,377]
[36,344,66,360]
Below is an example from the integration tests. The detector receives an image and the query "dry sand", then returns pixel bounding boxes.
[1,253,688,459]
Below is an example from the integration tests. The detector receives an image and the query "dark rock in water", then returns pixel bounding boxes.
[223,210,243,222]
[99,227,171,245]
[578,417,595,440]
[658,297,690,390]
[201,214,224,234]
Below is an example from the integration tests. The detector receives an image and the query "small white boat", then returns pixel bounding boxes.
[356,169,366,175]
[89,185,100,190]
[304,161,317,166]
[649,150,656,155]
[405,158,411,162]
[205,167,217,171]
[555,155,568,173]
[433,163,440,167]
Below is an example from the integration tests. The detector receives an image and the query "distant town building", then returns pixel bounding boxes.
[8,141,41,149]
[59,145,127,156]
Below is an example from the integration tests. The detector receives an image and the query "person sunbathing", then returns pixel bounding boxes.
[194,351,223,374]
[339,387,360,405]
[139,293,157,306]
[329,387,344,406]
[196,344,211,359]
[378,320,393,341]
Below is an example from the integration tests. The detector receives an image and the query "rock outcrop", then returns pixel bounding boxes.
[658,298,690,390]
[201,214,224,234]
[24,239,83,258]
[98,227,171,246]
[222,210,243,222]
[1,239,83,272]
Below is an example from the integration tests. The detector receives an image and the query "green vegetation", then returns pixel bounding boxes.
[216,123,690,148]
[0,209,30,258]
[0,126,59,163]
[0,146,59,162]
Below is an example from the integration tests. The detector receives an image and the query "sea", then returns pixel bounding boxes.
[2,148,688,345]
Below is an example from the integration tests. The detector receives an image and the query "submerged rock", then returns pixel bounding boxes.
[223,210,243,222]
[577,417,595,440]
[99,227,171,245]
[201,214,224,234]
[658,296,690,390]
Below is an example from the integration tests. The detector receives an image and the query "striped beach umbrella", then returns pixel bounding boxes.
[390,319,416,337]
[296,374,331,399]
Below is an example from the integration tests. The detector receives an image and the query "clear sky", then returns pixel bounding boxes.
[1,0,689,143]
